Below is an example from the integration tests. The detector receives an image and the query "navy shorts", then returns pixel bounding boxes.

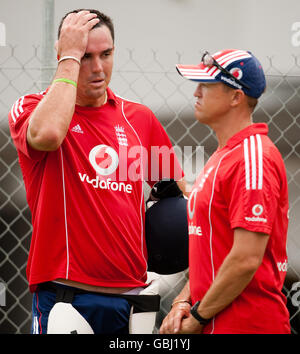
[31,283,131,334]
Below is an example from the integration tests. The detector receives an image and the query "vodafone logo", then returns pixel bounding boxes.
[252,204,264,216]
[245,204,267,223]
[230,67,243,80]
[81,144,133,194]
[89,145,119,176]
[188,188,197,220]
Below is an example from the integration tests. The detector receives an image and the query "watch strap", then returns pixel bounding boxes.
[190,301,212,325]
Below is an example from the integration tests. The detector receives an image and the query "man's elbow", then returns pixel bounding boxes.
[239,255,263,276]
[27,128,63,151]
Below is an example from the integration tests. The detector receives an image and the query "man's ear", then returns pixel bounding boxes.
[231,89,244,108]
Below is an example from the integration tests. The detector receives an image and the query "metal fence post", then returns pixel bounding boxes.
[41,0,55,89]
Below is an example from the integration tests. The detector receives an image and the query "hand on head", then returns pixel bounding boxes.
[57,10,100,61]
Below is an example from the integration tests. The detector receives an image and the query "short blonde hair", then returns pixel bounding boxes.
[222,84,258,112]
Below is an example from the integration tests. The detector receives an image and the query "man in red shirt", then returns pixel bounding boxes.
[160,49,290,334]
[8,9,184,334]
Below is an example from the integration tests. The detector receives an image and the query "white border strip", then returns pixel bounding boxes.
[208,144,241,334]
[120,99,148,275]
[60,148,69,279]
[256,134,263,190]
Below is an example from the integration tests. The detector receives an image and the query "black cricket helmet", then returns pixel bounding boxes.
[145,180,189,274]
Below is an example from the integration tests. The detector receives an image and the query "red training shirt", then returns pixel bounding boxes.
[8,87,183,291]
[188,123,290,334]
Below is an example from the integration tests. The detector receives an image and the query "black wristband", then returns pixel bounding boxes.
[190,301,212,325]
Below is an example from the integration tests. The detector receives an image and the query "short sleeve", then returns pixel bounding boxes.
[8,94,46,160]
[223,152,281,235]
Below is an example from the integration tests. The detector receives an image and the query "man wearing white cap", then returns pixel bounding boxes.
[160,49,290,334]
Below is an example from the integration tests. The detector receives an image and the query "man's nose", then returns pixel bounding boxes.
[194,84,202,98]
[92,56,103,72]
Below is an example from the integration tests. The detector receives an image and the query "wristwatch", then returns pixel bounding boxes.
[190,301,212,325]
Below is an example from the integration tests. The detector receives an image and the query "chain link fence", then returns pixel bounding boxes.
[0,45,300,334]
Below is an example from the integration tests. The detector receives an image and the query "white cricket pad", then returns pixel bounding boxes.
[129,277,160,334]
[47,302,94,334]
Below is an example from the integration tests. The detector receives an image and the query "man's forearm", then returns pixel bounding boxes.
[197,229,269,320]
[27,60,80,151]
[159,280,192,334]
[197,253,258,320]
[172,280,191,304]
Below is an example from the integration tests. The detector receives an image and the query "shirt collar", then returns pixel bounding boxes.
[106,87,118,105]
[225,123,269,149]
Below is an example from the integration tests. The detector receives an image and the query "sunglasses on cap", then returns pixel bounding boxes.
[201,51,250,90]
